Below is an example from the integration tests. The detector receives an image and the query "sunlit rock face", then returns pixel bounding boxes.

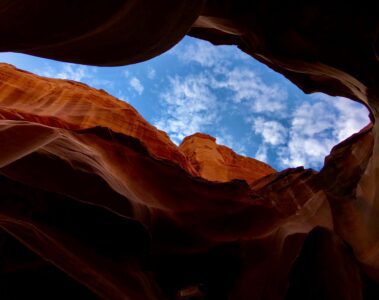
[0,1,379,300]
[179,133,275,182]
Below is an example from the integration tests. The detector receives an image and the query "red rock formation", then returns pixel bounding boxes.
[179,133,275,182]
[0,63,373,299]
[0,1,379,300]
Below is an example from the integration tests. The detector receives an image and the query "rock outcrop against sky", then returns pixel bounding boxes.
[0,1,379,299]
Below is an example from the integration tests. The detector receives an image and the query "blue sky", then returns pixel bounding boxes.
[0,36,370,171]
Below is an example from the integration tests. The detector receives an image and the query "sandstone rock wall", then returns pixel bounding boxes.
[0,1,379,299]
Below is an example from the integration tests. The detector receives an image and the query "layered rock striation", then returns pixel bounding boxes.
[179,133,275,183]
[0,1,379,299]
[0,63,374,300]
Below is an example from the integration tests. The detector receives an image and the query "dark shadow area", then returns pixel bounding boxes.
[0,230,99,300]
[285,227,379,300]
[152,242,241,300]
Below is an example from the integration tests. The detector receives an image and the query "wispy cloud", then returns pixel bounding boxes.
[255,144,269,163]
[161,38,290,149]
[35,63,115,89]
[211,68,287,114]
[174,39,288,115]
[330,96,370,141]
[252,117,287,146]
[147,67,156,80]
[214,128,247,155]
[155,74,218,143]
[278,95,369,169]
[173,39,233,68]
[129,77,144,95]
[37,63,90,82]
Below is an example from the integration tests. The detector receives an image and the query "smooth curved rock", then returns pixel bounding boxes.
[0,64,351,299]
[0,0,205,66]
[0,1,379,299]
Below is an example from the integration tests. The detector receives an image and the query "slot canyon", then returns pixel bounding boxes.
[0,1,379,299]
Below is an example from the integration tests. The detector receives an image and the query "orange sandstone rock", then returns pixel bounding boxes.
[0,64,333,299]
[0,1,379,299]
[0,63,374,299]
[179,133,275,183]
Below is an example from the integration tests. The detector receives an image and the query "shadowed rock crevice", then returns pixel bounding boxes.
[0,229,100,299]
[285,227,363,300]
[0,1,379,299]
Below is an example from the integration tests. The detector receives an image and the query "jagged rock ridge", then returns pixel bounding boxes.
[0,1,378,300]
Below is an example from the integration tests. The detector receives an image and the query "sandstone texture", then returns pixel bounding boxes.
[179,133,275,182]
[0,1,379,300]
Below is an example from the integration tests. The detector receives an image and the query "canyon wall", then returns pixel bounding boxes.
[0,1,379,299]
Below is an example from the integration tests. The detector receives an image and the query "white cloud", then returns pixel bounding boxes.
[35,63,115,90]
[38,63,90,82]
[214,129,247,155]
[174,39,288,115]
[147,67,156,79]
[291,101,335,136]
[279,134,336,168]
[331,97,370,141]
[115,90,129,103]
[277,95,369,169]
[252,117,287,145]
[211,67,287,114]
[129,77,144,95]
[123,70,130,78]
[246,92,369,169]
[154,64,287,146]
[155,74,217,144]
[255,144,269,163]
[158,38,290,152]
[173,38,368,170]
[174,39,227,68]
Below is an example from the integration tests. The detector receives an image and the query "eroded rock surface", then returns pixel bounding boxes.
[179,133,275,182]
[0,1,379,300]
[0,63,374,300]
